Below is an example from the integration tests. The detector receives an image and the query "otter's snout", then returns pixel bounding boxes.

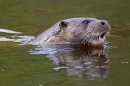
[100,20,111,31]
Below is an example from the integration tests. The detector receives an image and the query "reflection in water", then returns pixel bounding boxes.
[29,44,109,79]
[0,28,109,79]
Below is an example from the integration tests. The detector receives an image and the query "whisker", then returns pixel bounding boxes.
[81,32,92,44]
[75,31,89,44]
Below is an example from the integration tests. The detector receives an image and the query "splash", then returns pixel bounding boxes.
[0,28,22,34]
[0,28,34,44]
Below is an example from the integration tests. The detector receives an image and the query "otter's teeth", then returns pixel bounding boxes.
[99,36,102,40]
[103,36,106,40]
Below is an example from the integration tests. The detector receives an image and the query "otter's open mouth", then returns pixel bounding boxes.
[92,32,107,45]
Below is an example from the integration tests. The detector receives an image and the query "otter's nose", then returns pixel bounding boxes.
[100,20,111,31]
[100,20,108,26]
[101,21,105,25]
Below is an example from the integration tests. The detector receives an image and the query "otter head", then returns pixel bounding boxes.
[57,18,111,46]
[30,17,111,46]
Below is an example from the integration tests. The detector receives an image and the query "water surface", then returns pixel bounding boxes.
[0,0,130,86]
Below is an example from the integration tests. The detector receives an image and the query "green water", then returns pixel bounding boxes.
[0,0,130,86]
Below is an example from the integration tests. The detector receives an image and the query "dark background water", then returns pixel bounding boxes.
[0,0,130,86]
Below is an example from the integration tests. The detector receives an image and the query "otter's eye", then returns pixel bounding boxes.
[84,21,89,25]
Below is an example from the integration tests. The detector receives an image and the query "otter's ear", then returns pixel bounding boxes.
[59,21,68,29]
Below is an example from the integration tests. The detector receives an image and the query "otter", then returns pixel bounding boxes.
[30,17,111,46]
